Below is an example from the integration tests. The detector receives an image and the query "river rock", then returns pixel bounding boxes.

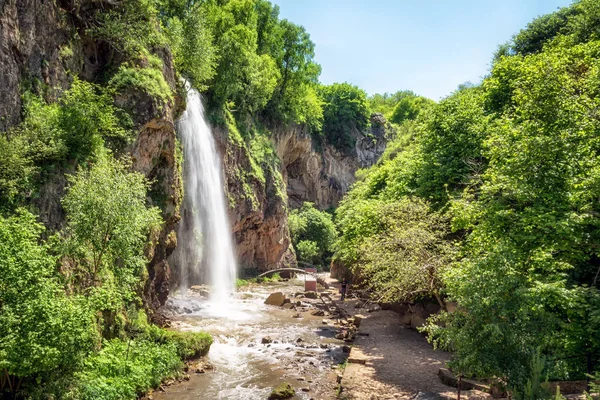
[304,291,318,299]
[262,336,273,344]
[353,314,366,328]
[268,383,295,400]
[265,292,286,306]
[311,309,325,316]
[282,303,294,309]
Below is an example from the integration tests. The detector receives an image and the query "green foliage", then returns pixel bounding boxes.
[289,202,337,266]
[155,330,213,360]
[264,18,322,130]
[0,134,36,211]
[354,198,454,305]
[0,210,98,390]
[295,240,319,263]
[335,1,600,391]
[0,79,133,212]
[70,338,182,400]
[368,90,416,118]
[390,95,434,125]
[109,61,173,105]
[319,82,370,152]
[415,86,487,205]
[57,79,134,160]
[162,4,218,90]
[61,152,162,297]
[87,0,166,58]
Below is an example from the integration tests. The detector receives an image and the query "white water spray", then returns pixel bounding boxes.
[174,87,237,304]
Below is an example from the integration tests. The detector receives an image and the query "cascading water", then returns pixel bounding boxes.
[174,86,237,305]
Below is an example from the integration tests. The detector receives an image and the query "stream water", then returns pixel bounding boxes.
[154,280,345,400]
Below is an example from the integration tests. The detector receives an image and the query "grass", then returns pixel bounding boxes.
[236,272,283,288]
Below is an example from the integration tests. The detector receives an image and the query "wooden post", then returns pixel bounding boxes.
[586,351,592,393]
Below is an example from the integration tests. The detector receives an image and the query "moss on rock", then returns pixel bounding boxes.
[268,382,295,399]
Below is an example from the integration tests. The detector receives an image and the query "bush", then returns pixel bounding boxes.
[71,339,182,400]
[0,210,98,394]
[289,202,337,266]
[60,152,162,295]
[109,59,173,106]
[150,329,213,360]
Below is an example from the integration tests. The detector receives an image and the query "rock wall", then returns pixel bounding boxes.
[274,113,391,210]
[212,125,296,274]
[0,0,182,319]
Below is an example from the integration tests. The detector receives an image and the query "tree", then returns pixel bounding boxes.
[356,198,454,307]
[389,95,434,125]
[289,202,337,266]
[319,82,370,153]
[427,31,600,391]
[163,4,218,90]
[0,210,98,392]
[61,152,162,294]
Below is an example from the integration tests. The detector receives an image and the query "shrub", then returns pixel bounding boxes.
[319,83,370,153]
[60,152,162,299]
[0,210,98,393]
[289,202,337,266]
[71,339,182,400]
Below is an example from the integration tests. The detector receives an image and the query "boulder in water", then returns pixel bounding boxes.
[262,336,273,344]
[304,291,318,299]
[268,383,295,400]
[265,292,286,306]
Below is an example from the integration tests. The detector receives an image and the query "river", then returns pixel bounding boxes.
[152,277,347,400]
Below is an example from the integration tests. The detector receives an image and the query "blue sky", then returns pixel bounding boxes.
[272,0,573,100]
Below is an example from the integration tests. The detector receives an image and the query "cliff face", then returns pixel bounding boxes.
[212,125,296,275]
[204,113,390,275]
[0,0,182,318]
[274,113,391,210]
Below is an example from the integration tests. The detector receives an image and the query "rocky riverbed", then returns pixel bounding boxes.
[149,277,356,400]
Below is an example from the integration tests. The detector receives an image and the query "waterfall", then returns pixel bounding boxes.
[174,87,237,304]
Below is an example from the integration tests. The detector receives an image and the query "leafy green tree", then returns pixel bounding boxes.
[289,202,337,266]
[390,95,434,125]
[427,32,600,391]
[319,82,370,152]
[0,134,36,212]
[295,240,319,264]
[415,86,487,205]
[368,90,416,118]
[355,198,454,306]
[0,210,98,393]
[61,152,162,295]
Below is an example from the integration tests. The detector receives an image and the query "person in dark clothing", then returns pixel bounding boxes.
[340,279,348,301]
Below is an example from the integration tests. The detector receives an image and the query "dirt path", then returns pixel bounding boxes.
[324,276,489,400]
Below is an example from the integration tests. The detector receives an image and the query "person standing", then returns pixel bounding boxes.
[340,279,348,301]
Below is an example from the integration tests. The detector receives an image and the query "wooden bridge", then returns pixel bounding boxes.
[258,268,330,289]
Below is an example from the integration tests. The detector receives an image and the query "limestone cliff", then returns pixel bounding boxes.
[274,113,391,210]
[212,124,296,275]
[0,0,182,318]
